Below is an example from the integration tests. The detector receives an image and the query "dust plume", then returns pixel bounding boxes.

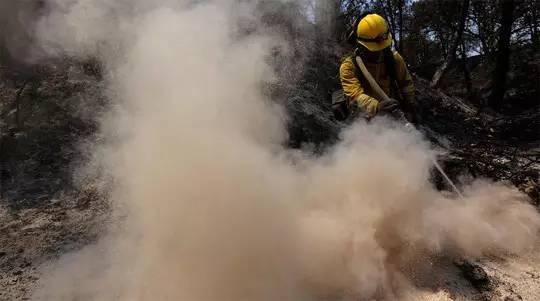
[29,0,540,300]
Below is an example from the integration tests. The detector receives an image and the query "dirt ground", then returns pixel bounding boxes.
[0,193,539,300]
[0,191,108,301]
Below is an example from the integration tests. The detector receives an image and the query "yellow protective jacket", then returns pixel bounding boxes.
[339,51,415,111]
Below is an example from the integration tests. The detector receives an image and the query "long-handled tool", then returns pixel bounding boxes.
[355,55,465,199]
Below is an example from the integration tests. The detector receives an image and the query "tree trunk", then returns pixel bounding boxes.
[385,0,397,45]
[430,0,470,88]
[460,42,473,97]
[527,0,539,50]
[471,3,490,56]
[488,0,515,110]
[398,0,404,53]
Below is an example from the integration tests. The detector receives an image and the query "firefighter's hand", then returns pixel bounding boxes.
[362,98,380,116]
[379,98,400,112]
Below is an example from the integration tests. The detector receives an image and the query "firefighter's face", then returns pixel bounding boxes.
[362,49,383,62]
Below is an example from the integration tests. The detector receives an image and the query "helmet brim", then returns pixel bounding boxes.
[358,32,392,52]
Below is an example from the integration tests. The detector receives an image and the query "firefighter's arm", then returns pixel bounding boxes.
[393,52,419,123]
[339,57,380,115]
[393,52,415,104]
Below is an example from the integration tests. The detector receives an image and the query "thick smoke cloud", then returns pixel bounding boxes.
[0,0,45,66]
[28,0,540,300]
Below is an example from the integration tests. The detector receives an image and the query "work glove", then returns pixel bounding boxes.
[379,98,400,113]
[398,97,419,125]
[358,97,380,117]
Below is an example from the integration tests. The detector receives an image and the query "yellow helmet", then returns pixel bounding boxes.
[356,14,392,52]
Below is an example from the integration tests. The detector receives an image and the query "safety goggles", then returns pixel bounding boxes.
[357,31,389,43]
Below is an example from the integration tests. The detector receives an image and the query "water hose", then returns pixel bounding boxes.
[354,55,465,199]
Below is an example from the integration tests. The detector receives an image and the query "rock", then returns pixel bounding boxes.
[19,261,30,268]
[455,259,491,290]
